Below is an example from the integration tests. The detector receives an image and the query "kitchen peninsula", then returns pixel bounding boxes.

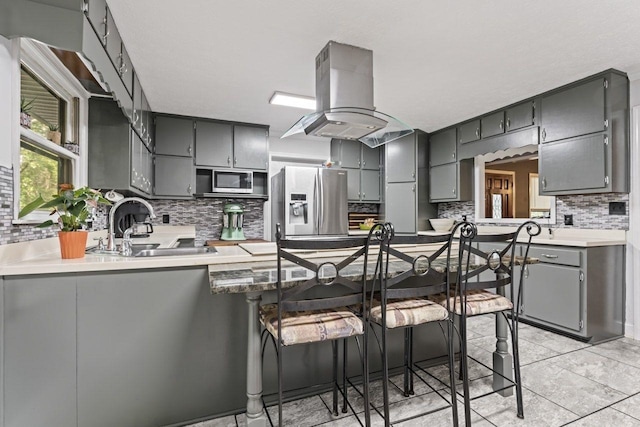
[0,225,626,427]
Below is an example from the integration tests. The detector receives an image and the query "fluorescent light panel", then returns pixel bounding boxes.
[269,91,316,110]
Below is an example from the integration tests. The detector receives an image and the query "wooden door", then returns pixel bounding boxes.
[485,171,515,218]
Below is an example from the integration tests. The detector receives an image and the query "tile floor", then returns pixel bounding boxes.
[190,316,640,426]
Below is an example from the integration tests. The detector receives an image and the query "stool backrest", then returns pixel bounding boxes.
[448,220,541,313]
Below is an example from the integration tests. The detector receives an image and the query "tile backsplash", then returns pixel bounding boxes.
[438,193,630,230]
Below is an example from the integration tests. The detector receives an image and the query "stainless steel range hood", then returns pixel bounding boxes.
[282,41,413,148]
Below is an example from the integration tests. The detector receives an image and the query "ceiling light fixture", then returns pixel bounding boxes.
[269,91,316,110]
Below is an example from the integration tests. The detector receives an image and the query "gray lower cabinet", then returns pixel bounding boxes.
[3,275,77,427]
[386,133,416,183]
[154,155,195,197]
[385,181,416,234]
[540,77,606,143]
[539,133,607,194]
[345,168,380,202]
[155,116,194,157]
[520,244,624,343]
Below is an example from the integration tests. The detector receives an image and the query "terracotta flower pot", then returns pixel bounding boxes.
[58,230,88,259]
[48,130,61,145]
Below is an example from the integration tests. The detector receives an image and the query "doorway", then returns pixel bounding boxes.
[485,170,515,219]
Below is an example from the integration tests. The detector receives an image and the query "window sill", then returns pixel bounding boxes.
[20,127,79,160]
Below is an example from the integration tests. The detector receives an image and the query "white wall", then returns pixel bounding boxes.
[0,36,15,168]
[627,76,640,339]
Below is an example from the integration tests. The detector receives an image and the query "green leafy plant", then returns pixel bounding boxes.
[19,184,111,231]
[48,124,60,132]
[20,97,35,113]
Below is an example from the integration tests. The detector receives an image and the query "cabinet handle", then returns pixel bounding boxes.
[541,128,546,141]
[101,18,109,45]
[452,188,456,194]
[541,253,558,259]
[542,177,547,189]
[234,157,237,165]
[412,171,415,178]
[358,160,361,167]
[362,192,366,198]
[187,145,192,155]
[506,118,511,129]
[452,152,456,159]
[362,161,365,167]
[499,120,504,130]
[475,128,480,138]
[187,185,192,194]
[412,185,416,192]
[524,266,529,279]
[227,157,231,165]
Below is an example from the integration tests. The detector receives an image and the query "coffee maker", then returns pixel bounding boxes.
[221,203,246,241]
[113,203,154,238]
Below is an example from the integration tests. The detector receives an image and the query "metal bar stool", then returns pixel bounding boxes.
[435,220,540,426]
[260,223,380,426]
[367,223,459,426]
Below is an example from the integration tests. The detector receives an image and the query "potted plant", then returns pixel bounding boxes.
[19,184,111,259]
[47,124,61,144]
[20,97,34,128]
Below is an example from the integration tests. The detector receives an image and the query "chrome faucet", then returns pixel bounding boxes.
[106,197,156,252]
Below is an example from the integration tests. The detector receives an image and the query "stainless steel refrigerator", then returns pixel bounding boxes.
[271,166,349,239]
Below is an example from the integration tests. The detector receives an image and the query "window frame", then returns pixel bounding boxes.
[12,38,90,224]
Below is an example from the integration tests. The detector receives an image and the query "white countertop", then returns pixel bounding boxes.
[0,226,626,277]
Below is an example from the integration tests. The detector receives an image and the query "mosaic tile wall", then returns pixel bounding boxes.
[148,198,265,246]
[437,193,630,230]
[348,203,380,214]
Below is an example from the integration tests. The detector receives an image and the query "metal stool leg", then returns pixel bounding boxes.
[447,318,460,427]
[342,338,348,413]
[510,314,524,419]
[332,340,339,416]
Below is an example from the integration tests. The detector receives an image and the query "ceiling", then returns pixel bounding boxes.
[106,0,640,136]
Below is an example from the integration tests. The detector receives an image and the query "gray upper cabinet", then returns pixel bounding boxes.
[539,134,607,193]
[458,119,480,144]
[132,73,143,134]
[234,125,268,170]
[481,111,504,138]
[540,78,606,143]
[505,101,534,132]
[429,163,458,201]
[154,116,194,157]
[361,145,380,170]
[154,155,195,197]
[332,139,381,202]
[119,44,133,96]
[332,139,361,168]
[195,121,233,167]
[104,8,121,69]
[386,133,416,182]
[429,128,456,166]
[86,0,107,42]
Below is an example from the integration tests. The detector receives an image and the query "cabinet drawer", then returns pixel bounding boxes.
[458,120,480,144]
[527,246,581,267]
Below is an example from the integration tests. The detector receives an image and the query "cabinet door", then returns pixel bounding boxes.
[334,139,361,168]
[233,125,268,170]
[385,182,416,234]
[141,92,151,146]
[130,131,142,190]
[540,78,606,143]
[86,0,107,41]
[361,145,380,170]
[386,133,416,182]
[458,120,480,144]
[132,73,142,133]
[505,101,534,132]
[155,116,194,157]
[524,263,582,332]
[119,44,133,97]
[539,134,607,194]
[429,128,456,166]
[195,121,233,167]
[361,169,381,201]
[4,276,77,427]
[345,168,360,201]
[104,8,122,69]
[145,146,154,194]
[429,163,458,202]
[154,155,194,197]
[481,111,504,138]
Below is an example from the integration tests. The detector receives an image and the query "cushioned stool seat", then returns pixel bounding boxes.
[430,289,513,316]
[370,298,449,329]
[260,303,364,346]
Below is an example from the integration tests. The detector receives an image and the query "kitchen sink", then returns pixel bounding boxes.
[133,247,218,257]
[86,243,161,254]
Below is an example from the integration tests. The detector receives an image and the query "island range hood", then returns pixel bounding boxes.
[281,41,414,148]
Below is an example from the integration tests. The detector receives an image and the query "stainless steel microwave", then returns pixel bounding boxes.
[212,170,253,193]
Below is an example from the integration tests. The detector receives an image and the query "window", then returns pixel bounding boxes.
[475,145,555,223]
[13,38,89,223]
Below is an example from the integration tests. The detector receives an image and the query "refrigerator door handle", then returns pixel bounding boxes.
[317,172,324,232]
[314,173,320,234]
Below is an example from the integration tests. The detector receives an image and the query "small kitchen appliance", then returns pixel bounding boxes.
[113,203,154,238]
[221,203,246,241]
[271,166,348,239]
[212,170,253,193]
